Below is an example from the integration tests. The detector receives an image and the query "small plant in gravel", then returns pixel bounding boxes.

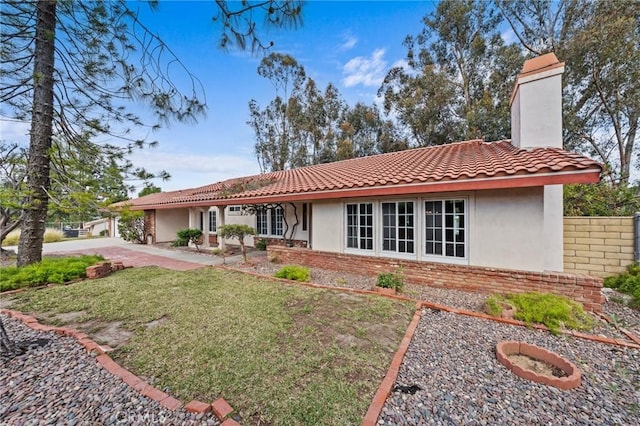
[255,238,267,251]
[604,263,640,309]
[485,292,594,334]
[0,255,105,292]
[376,269,404,292]
[274,265,310,282]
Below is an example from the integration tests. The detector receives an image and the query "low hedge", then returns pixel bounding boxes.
[1,255,105,292]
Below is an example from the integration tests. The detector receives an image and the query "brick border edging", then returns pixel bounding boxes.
[362,302,423,426]
[0,309,238,424]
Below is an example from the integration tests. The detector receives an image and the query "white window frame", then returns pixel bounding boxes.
[380,200,416,258]
[208,209,217,233]
[345,202,374,253]
[256,206,284,237]
[228,205,242,215]
[423,197,468,264]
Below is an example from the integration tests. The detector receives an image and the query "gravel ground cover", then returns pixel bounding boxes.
[380,309,640,425]
[0,315,219,426]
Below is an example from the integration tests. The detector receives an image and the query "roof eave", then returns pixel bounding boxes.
[125,168,600,210]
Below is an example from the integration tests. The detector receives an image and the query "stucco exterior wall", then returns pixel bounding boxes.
[311,201,343,252]
[308,187,563,273]
[471,187,546,271]
[511,65,564,150]
[156,208,188,242]
[564,216,635,278]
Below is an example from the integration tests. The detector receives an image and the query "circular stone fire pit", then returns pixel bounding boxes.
[496,341,581,390]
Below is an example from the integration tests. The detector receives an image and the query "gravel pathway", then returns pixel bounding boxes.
[380,309,640,425]
[0,315,219,426]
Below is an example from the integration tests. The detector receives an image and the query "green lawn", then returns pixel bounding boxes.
[9,267,415,425]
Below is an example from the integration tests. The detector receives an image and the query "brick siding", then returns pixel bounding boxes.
[144,210,156,244]
[268,246,603,312]
[564,217,635,278]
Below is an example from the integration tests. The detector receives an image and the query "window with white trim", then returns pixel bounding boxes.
[346,203,373,250]
[228,205,242,215]
[198,211,204,231]
[208,210,217,233]
[256,206,283,236]
[381,201,415,254]
[425,199,466,258]
[270,206,284,236]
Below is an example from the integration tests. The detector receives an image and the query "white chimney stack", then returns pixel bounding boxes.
[510,53,565,150]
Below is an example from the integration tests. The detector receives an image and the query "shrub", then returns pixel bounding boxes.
[604,263,640,309]
[44,228,64,243]
[0,255,105,292]
[376,270,404,292]
[274,265,310,282]
[176,228,203,250]
[118,207,147,244]
[99,229,109,237]
[218,224,257,263]
[486,292,594,334]
[2,230,20,246]
[255,238,267,251]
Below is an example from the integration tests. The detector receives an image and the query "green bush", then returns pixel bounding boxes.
[604,263,640,309]
[174,228,202,248]
[486,292,594,334]
[376,270,404,292]
[255,238,267,251]
[0,255,105,292]
[274,265,310,282]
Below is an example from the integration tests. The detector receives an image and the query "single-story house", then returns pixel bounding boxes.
[114,53,604,311]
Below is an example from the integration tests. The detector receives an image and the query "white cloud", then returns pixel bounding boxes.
[0,116,30,144]
[501,29,517,45]
[391,59,409,70]
[128,150,260,191]
[340,35,358,50]
[342,48,388,88]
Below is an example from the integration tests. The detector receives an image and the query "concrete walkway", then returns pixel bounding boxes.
[3,238,262,270]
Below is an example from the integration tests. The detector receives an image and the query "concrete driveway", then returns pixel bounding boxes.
[3,238,257,271]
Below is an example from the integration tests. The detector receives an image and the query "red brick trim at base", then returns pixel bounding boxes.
[267,246,604,312]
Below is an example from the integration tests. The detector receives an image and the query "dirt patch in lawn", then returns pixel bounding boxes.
[283,291,410,354]
[47,313,134,347]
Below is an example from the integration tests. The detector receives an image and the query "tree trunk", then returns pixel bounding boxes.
[17,1,57,267]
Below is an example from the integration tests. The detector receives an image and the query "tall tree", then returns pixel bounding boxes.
[1,0,304,267]
[248,53,308,171]
[338,103,407,159]
[379,0,524,146]
[497,0,640,185]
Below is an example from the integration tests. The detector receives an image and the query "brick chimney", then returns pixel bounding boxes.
[510,53,565,149]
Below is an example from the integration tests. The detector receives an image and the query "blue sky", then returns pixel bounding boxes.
[1,1,438,193]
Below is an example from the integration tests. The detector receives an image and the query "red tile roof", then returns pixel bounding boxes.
[118,140,601,210]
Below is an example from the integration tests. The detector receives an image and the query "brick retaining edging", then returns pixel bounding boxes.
[0,309,240,426]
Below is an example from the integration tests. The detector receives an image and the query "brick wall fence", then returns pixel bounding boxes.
[268,246,604,312]
[564,217,635,278]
